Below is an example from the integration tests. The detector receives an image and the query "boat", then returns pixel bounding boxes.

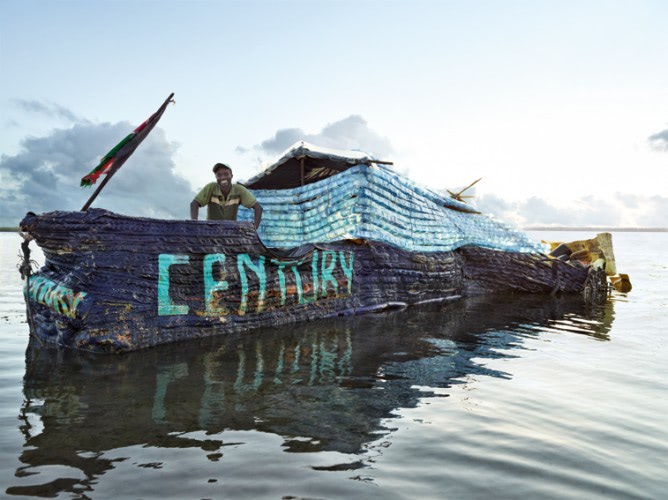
[17,140,615,353]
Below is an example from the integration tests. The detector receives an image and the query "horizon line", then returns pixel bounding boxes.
[524,226,667,232]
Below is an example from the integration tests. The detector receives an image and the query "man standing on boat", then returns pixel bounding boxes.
[190,163,263,229]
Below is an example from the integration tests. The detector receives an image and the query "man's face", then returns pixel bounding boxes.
[215,168,233,188]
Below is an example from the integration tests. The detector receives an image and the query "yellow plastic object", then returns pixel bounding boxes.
[610,274,632,293]
[543,232,617,275]
[543,232,631,293]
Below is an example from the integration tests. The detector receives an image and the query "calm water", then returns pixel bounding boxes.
[0,231,666,499]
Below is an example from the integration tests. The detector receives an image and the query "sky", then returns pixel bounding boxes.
[1,0,667,228]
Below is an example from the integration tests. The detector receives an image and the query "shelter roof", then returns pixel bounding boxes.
[244,141,392,190]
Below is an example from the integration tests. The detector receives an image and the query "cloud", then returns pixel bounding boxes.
[242,115,667,229]
[648,128,668,152]
[13,99,83,123]
[0,119,193,226]
[243,115,395,159]
[258,128,306,154]
[611,193,668,227]
[5,108,666,230]
[237,109,668,228]
[475,192,668,228]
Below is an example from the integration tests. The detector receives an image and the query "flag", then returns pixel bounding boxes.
[81,93,174,187]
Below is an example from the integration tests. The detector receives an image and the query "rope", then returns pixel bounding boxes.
[18,235,43,346]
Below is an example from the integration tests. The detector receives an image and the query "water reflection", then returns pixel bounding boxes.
[9,294,615,497]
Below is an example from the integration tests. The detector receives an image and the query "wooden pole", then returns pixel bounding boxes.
[300,157,305,186]
[81,170,116,211]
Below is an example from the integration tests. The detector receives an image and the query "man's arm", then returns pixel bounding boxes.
[252,202,263,230]
[190,199,201,220]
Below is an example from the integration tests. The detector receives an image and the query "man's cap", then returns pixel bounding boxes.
[213,162,232,173]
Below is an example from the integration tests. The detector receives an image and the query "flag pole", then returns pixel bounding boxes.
[81,170,116,211]
[80,92,174,211]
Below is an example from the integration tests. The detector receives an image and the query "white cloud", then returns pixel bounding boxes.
[475,192,668,228]
[241,115,395,161]
[648,128,668,152]
[2,109,666,229]
[13,98,83,123]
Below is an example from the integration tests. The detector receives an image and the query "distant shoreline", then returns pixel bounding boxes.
[524,227,668,232]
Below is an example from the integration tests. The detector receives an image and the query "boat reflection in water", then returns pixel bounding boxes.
[12,294,615,497]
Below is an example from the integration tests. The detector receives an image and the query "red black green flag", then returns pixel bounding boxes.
[81,93,174,187]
